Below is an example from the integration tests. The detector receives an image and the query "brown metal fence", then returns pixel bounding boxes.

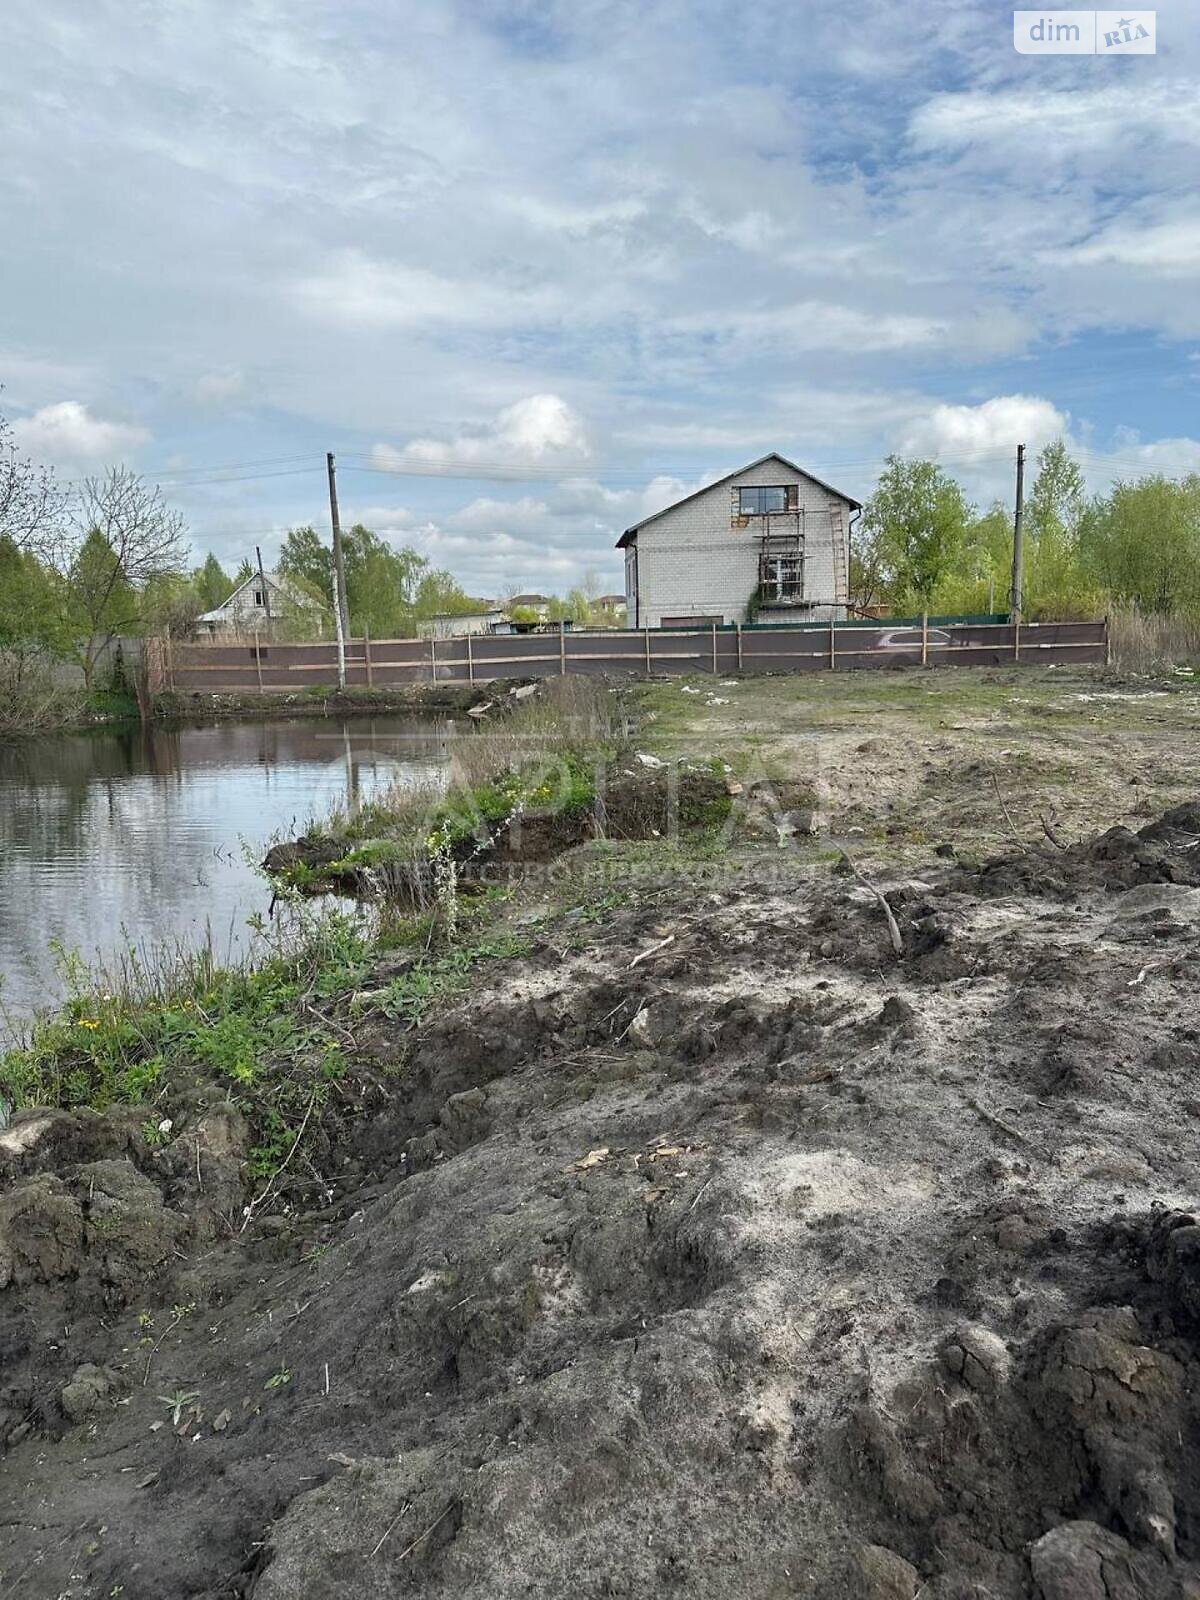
[153,618,1108,695]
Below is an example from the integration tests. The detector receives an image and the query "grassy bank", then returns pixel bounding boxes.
[150,681,489,722]
[0,678,649,1189]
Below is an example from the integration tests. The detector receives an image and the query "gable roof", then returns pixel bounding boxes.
[197,570,324,623]
[616,453,861,547]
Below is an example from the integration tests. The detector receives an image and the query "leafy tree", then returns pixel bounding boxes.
[278,523,431,637]
[413,568,478,621]
[1022,442,1098,618]
[62,468,187,687]
[192,552,234,612]
[0,536,70,671]
[1080,474,1200,616]
[234,557,255,585]
[861,457,973,610]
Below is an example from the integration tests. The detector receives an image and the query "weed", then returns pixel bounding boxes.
[159,1389,200,1426]
[264,1365,292,1390]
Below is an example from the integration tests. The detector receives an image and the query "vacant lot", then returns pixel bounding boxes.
[634,663,1200,856]
[4,662,1200,1600]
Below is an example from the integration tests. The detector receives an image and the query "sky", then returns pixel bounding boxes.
[1,0,1198,598]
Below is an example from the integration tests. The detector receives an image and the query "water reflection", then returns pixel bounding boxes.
[0,715,455,1031]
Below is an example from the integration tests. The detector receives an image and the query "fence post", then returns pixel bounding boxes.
[711,620,718,673]
[560,620,566,675]
[736,621,743,672]
[254,638,263,691]
[166,635,176,692]
[1104,614,1111,667]
[430,636,437,683]
[1013,619,1021,664]
[364,629,373,687]
[644,626,651,674]
[466,631,475,685]
[830,614,836,671]
[921,611,929,667]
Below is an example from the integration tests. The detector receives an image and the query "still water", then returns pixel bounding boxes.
[0,715,455,1033]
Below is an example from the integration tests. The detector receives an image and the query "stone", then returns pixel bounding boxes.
[941,1323,1012,1393]
[61,1363,116,1423]
[847,1544,920,1598]
[1029,1520,1156,1600]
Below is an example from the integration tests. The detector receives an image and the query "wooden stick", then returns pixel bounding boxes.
[629,933,675,968]
[838,852,903,958]
[991,773,1027,851]
[364,629,373,687]
[466,631,474,685]
[736,621,743,671]
[373,1500,456,1562]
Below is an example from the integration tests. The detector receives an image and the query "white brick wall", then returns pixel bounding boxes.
[624,457,853,627]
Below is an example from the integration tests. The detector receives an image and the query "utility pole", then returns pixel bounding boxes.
[326,452,349,690]
[1010,442,1026,624]
[255,544,272,622]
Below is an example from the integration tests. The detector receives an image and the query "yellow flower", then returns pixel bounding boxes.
[78,1019,100,1030]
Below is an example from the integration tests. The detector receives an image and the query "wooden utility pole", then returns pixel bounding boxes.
[255,545,272,621]
[326,452,349,690]
[1010,442,1026,624]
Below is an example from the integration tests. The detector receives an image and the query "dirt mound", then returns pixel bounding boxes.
[5,807,1200,1597]
[967,802,1200,901]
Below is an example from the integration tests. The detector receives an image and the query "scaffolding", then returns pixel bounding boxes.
[756,510,806,605]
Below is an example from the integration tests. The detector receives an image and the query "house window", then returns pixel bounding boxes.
[253,589,264,607]
[738,485,788,516]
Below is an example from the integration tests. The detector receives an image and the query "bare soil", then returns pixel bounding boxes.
[5,667,1200,1599]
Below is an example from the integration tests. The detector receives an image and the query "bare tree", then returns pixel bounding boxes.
[66,467,188,687]
[0,401,64,553]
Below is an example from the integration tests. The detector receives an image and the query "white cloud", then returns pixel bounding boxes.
[1047,212,1200,277]
[895,395,1069,462]
[911,83,1200,158]
[666,301,952,354]
[291,250,558,331]
[11,401,148,468]
[194,368,246,403]
[372,395,591,469]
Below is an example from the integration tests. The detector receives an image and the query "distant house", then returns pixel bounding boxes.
[417,609,506,640]
[598,595,633,624]
[507,592,552,619]
[196,571,327,638]
[617,453,860,628]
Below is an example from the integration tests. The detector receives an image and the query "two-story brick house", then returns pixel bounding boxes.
[618,453,860,628]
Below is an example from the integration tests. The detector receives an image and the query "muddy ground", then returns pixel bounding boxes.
[5,668,1200,1598]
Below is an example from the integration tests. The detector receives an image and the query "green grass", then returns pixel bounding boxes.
[0,905,532,1183]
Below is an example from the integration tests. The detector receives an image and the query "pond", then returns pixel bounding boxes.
[0,714,455,1035]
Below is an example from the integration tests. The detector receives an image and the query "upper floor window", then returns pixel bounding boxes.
[738,485,788,515]
[253,589,264,606]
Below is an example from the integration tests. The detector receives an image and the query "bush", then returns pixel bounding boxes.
[0,648,84,737]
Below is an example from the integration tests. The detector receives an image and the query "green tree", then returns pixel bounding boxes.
[413,568,477,621]
[192,552,234,612]
[1022,441,1097,618]
[1080,474,1200,616]
[861,457,973,611]
[278,524,431,637]
[0,536,70,664]
[62,468,187,687]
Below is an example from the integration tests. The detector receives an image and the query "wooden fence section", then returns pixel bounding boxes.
[158,619,1108,694]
